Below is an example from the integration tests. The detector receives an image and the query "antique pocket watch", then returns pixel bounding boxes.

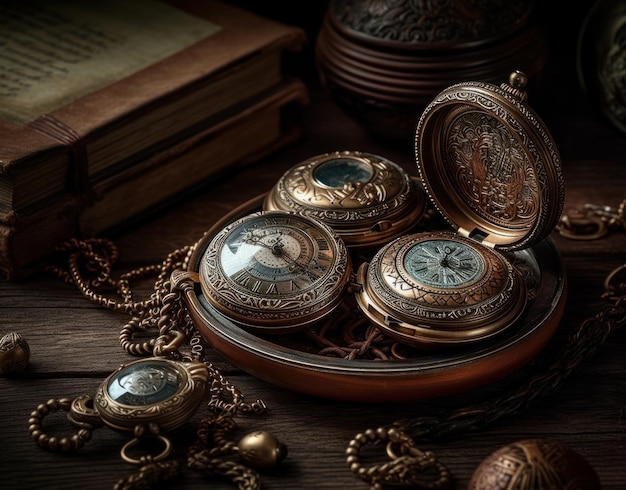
[200,210,352,332]
[352,70,564,348]
[263,150,427,248]
[29,358,210,463]
[183,71,567,401]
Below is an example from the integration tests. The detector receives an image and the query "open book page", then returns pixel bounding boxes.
[0,0,220,123]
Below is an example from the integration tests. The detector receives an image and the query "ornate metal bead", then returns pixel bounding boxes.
[468,439,601,490]
[0,332,30,373]
[238,430,287,469]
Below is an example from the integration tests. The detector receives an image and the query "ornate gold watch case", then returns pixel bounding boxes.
[200,210,352,332]
[94,358,209,434]
[182,71,567,402]
[263,150,427,248]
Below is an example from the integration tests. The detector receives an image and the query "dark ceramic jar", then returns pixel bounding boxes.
[315,0,548,140]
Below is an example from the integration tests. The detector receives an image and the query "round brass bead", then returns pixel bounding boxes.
[48,436,58,451]
[77,428,92,442]
[237,430,287,469]
[0,332,30,373]
[59,437,72,451]
[364,428,376,439]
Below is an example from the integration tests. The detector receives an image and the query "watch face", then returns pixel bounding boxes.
[95,358,209,433]
[200,211,351,330]
[355,231,527,347]
[403,238,485,288]
[107,360,180,406]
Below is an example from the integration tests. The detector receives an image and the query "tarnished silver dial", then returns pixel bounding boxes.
[354,232,527,348]
[402,238,485,288]
[200,211,351,332]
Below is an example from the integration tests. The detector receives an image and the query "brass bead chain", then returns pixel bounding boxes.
[347,427,452,490]
[41,235,626,489]
[41,237,274,489]
[28,398,93,452]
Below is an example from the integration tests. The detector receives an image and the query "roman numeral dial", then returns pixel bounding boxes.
[200,211,351,332]
[354,231,527,348]
[403,239,484,288]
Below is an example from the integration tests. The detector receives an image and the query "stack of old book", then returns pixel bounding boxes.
[0,0,308,279]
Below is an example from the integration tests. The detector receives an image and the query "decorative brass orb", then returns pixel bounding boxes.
[0,332,30,373]
[468,439,601,490]
[238,430,287,469]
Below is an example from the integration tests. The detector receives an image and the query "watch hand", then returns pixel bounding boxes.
[244,234,284,255]
[279,249,322,280]
[243,231,321,279]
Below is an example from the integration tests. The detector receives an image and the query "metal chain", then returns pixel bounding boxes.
[43,237,270,489]
[45,237,626,489]
[557,199,626,240]
[348,267,626,488]
[400,299,624,440]
[44,237,192,317]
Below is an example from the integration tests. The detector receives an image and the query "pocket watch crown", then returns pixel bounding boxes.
[500,70,528,103]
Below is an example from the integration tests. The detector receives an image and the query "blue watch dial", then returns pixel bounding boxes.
[313,157,372,187]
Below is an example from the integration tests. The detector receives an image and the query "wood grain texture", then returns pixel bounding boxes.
[2,41,626,490]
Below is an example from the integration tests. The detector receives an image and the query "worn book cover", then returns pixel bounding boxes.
[0,0,305,216]
[0,78,309,280]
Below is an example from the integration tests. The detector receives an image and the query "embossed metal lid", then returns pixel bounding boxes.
[264,150,427,248]
[415,71,564,251]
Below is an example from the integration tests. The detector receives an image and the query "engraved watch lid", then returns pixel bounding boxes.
[415,71,564,251]
[263,150,427,248]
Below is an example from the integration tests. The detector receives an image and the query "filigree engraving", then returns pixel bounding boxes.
[416,81,564,250]
[201,213,350,324]
[282,155,404,211]
[266,151,424,243]
[331,0,531,44]
[469,439,596,490]
[95,360,207,432]
[446,111,538,230]
[366,234,519,324]
[599,16,626,132]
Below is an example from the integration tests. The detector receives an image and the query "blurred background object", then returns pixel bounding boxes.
[578,0,626,135]
[314,0,548,140]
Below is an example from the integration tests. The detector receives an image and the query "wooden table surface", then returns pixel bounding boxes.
[2,46,626,490]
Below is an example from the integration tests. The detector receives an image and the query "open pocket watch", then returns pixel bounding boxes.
[352,70,564,348]
[184,70,566,401]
